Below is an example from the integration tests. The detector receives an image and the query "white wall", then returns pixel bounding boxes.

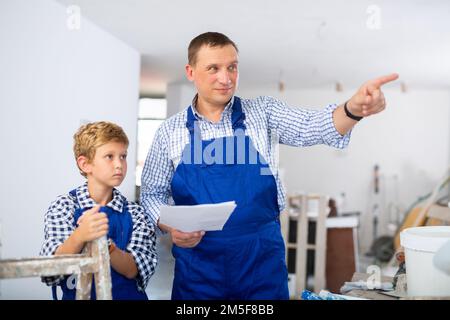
[237,86,450,252]
[0,0,140,299]
[166,81,196,117]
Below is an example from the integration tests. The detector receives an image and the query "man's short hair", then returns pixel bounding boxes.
[73,121,129,177]
[188,32,238,66]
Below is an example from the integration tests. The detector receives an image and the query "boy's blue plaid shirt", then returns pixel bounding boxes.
[40,182,158,292]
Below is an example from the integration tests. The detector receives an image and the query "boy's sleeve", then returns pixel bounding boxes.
[39,195,76,286]
[127,205,158,292]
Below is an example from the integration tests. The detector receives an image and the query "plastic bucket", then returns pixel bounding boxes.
[400,226,450,297]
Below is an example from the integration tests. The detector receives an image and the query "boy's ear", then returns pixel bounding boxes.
[77,156,92,175]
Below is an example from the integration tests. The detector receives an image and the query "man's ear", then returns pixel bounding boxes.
[77,156,92,175]
[185,64,194,82]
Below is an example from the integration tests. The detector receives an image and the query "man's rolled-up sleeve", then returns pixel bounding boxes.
[265,96,351,149]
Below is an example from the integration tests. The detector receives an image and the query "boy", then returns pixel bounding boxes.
[40,121,157,300]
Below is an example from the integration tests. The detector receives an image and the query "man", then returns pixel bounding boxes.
[140,32,398,300]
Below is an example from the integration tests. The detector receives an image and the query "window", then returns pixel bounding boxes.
[136,97,167,187]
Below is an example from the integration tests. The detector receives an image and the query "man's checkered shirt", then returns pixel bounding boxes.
[141,95,351,230]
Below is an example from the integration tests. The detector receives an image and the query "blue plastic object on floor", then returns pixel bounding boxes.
[301,290,347,300]
[301,290,323,300]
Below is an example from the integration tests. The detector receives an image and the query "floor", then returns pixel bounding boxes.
[145,234,174,300]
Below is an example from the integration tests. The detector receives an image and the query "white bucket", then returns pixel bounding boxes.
[400,226,450,297]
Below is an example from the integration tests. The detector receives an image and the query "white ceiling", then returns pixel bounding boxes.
[57,0,450,95]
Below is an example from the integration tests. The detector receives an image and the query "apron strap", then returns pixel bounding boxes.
[185,96,246,139]
[52,285,59,300]
[230,97,246,132]
[186,105,197,135]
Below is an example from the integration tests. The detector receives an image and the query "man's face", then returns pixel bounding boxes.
[186,44,239,108]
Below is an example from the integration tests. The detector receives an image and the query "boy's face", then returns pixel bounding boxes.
[81,141,128,188]
[185,44,239,108]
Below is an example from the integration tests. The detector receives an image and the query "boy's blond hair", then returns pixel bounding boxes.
[73,121,129,177]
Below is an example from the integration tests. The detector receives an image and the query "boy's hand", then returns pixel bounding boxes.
[159,222,204,248]
[76,205,109,243]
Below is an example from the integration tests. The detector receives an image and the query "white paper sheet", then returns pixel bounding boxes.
[159,201,237,232]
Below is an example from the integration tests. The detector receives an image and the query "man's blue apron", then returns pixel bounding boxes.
[170,97,289,300]
[52,189,148,300]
